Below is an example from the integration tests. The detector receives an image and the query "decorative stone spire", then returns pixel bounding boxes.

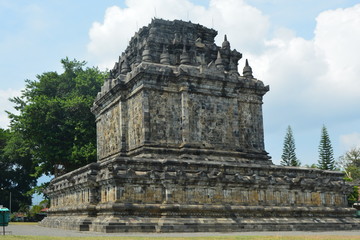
[243,59,253,78]
[222,34,230,50]
[229,57,238,73]
[215,51,224,70]
[173,33,181,45]
[120,57,130,74]
[160,45,170,65]
[149,26,157,39]
[142,44,152,62]
[133,50,142,67]
[111,62,119,77]
[180,45,190,64]
[117,56,122,72]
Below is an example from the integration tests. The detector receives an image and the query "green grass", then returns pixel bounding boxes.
[8,222,38,225]
[1,236,360,240]
[2,224,360,240]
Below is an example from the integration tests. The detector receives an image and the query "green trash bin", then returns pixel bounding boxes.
[0,207,10,226]
[0,207,10,235]
[354,202,360,218]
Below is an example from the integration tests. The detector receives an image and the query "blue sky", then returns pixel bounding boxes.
[1,0,360,193]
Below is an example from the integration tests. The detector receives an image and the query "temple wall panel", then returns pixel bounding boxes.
[96,104,121,160]
[49,180,349,209]
[188,93,239,150]
[311,192,321,206]
[238,101,264,151]
[172,187,186,203]
[148,90,182,145]
[127,93,144,151]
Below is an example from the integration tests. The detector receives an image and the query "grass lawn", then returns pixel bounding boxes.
[9,222,38,225]
[2,224,360,240]
[1,235,360,240]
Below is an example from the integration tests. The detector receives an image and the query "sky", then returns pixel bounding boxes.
[1,0,360,173]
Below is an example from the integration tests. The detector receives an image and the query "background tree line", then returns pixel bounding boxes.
[0,58,106,212]
[281,124,359,178]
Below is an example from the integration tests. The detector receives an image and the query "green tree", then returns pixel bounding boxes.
[347,186,359,207]
[0,129,36,212]
[7,58,106,178]
[28,204,42,219]
[317,125,335,170]
[281,125,300,166]
[304,163,318,168]
[337,147,360,180]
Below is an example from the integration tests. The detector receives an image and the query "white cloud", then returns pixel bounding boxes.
[0,88,21,129]
[87,0,269,69]
[340,133,360,151]
[249,3,360,127]
[87,0,203,69]
[312,4,360,103]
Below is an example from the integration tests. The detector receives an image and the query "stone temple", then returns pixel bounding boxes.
[40,19,360,232]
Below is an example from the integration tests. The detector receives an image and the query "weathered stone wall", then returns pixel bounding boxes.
[188,93,236,146]
[42,157,359,233]
[93,62,270,162]
[238,98,265,150]
[127,92,144,151]
[46,158,351,212]
[95,184,346,207]
[101,186,344,207]
[148,90,182,145]
[96,104,121,159]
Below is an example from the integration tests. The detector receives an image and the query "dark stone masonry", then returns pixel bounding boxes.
[40,19,360,232]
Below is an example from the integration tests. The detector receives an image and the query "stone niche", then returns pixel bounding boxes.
[40,19,360,232]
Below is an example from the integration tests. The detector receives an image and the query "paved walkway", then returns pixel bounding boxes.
[3,223,360,237]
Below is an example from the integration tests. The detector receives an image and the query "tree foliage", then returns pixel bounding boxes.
[317,125,335,170]
[281,125,300,166]
[0,128,36,212]
[7,58,106,178]
[304,163,318,169]
[337,147,360,180]
[348,186,359,207]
